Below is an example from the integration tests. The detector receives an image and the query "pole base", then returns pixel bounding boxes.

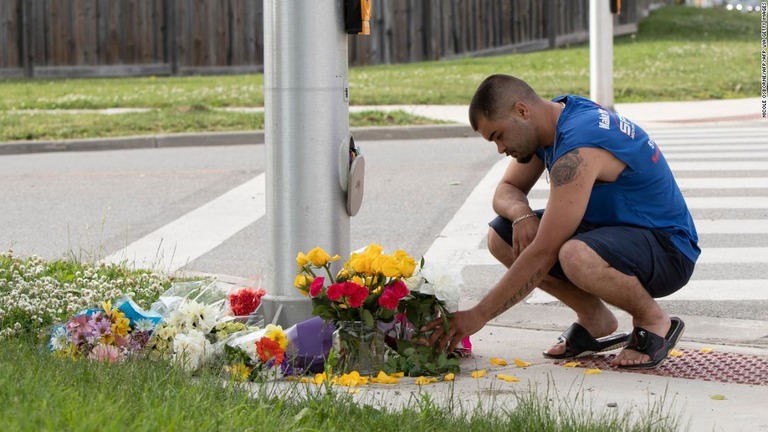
[260,295,314,328]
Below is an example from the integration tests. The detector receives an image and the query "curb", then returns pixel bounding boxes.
[0,124,475,156]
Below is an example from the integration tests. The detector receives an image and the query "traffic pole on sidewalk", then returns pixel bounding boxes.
[262,0,352,327]
[590,0,614,110]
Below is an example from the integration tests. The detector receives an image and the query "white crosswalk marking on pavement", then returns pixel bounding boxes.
[424,126,768,303]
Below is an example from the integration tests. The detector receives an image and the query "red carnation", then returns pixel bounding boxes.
[386,280,410,299]
[326,282,344,301]
[309,276,325,298]
[228,287,267,316]
[378,291,399,310]
[345,282,369,308]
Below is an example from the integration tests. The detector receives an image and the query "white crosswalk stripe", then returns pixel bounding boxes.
[425,125,768,302]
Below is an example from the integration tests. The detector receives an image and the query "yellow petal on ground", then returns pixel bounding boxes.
[513,358,531,368]
[312,372,327,385]
[710,394,726,400]
[348,389,360,394]
[700,347,714,353]
[470,369,487,378]
[331,371,369,387]
[390,372,405,378]
[370,371,399,384]
[669,349,684,357]
[496,374,520,383]
[443,373,455,381]
[584,368,602,375]
[489,357,508,366]
[414,376,438,385]
[563,362,580,368]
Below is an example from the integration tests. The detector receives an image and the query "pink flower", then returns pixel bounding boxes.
[66,314,95,345]
[326,283,344,301]
[309,277,325,298]
[88,343,123,363]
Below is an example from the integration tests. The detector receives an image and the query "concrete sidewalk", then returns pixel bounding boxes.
[208,272,768,432]
[0,98,764,156]
[250,301,768,432]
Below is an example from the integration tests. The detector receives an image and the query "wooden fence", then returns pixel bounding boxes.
[0,0,657,78]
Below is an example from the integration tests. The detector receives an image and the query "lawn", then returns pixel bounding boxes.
[0,6,760,142]
[0,252,682,432]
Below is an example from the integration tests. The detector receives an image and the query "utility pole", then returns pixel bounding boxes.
[262,0,352,327]
[590,0,614,109]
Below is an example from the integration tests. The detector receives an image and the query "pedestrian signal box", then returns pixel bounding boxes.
[345,0,371,35]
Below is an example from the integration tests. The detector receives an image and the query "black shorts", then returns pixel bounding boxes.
[488,212,695,298]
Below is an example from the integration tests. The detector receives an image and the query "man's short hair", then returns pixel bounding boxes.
[468,74,539,130]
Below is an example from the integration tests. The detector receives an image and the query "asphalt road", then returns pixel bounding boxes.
[1,125,767,323]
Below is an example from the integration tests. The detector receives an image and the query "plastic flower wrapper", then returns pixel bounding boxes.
[150,280,217,316]
[150,279,229,319]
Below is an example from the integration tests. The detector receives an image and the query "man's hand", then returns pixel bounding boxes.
[511,216,539,261]
[422,309,487,353]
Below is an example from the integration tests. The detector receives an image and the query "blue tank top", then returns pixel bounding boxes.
[535,95,700,263]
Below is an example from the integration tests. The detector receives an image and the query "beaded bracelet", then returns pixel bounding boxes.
[511,212,537,227]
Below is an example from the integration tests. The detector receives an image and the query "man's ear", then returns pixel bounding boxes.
[512,101,530,119]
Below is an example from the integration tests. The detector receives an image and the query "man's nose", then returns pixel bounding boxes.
[495,141,505,154]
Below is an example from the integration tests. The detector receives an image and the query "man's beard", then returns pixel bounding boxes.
[516,154,534,164]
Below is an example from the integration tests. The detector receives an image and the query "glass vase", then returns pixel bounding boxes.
[333,320,389,375]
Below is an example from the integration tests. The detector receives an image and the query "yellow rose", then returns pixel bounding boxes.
[294,274,313,295]
[394,250,417,278]
[296,252,309,267]
[376,255,401,278]
[348,253,371,274]
[306,247,340,267]
[364,244,383,256]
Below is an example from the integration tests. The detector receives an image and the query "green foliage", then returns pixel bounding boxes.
[0,337,682,432]
[383,292,459,377]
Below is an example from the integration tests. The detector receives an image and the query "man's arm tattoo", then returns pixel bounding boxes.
[489,270,543,320]
[551,149,582,187]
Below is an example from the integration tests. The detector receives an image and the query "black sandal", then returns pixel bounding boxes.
[618,317,685,370]
[543,322,629,359]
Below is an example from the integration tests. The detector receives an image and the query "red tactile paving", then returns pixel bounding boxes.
[554,349,768,386]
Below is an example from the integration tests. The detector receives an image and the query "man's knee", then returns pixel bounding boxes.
[487,228,513,267]
[558,239,595,277]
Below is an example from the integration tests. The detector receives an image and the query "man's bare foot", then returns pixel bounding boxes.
[609,317,672,367]
[544,314,619,357]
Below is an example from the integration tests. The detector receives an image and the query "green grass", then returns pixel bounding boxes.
[0,109,443,141]
[0,337,681,432]
[0,5,759,142]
